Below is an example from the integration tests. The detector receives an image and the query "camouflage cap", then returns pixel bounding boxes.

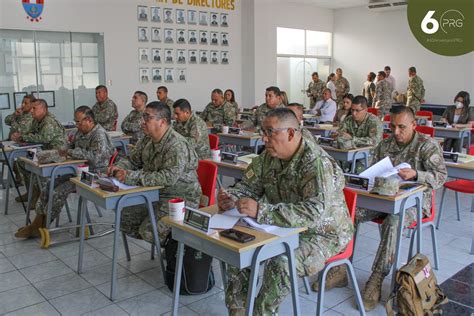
[370,176,399,196]
[36,150,66,164]
[336,136,354,149]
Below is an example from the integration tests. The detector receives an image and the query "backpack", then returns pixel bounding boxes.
[163,232,215,295]
[386,253,448,316]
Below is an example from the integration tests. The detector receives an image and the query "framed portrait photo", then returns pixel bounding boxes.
[137,5,148,21]
[152,48,161,63]
[138,27,149,42]
[200,50,208,64]
[176,29,186,44]
[210,12,219,26]
[221,51,229,64]
[221,32,229,46]
[165,68,174,82]
[164,28,174,43]
[177,68,186,83]
[187,10,197,25]
[176,9,185,24]
[138,48,149,63]
[221,13,228,27]
[188,50,198,64]
[164,8,173,23]
[199,30,208,45]
[188,30,197,44]
[139,68,150,84]
[151,27,161,42]
[210,50,219,64]
[177,49,186,64]
[152,68,162,82]
[199,11,208,26]
[164,49,174,63]
[151,6,161,22]
[210,32,219,45]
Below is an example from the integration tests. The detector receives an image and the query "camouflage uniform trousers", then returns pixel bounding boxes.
[355,206,417,276]
[225,238,333,315]
[34,176,75,221]
[120,199,199,244]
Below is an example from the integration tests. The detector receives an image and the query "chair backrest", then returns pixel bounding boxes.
[415,126,435,137]
[416,110,433,121]
[112,119,118,131]
[197,160,218,207]
[383,133,390,139]
[367,108,379,116]
[208,134,219,150]
[342,188,357,254]
[383,114,391,122]
[469,144,474,155]
[109,149,119,165]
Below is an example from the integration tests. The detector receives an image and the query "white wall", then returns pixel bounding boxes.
[333,6,474,104]
[0,0,242,124]
[241,0,333,107]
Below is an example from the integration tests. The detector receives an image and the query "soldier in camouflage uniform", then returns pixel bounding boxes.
[241,86,284,131]
[334,68,350,109]
[322,106,447,311]
[157,86,175,112]
[218,108,353,316]
[200,88,236,132]
[121,91,147,144]
[334,95,383,173]
[306,72,326,109]
[373,71,392,117]
[406,66,425,113]
[92,85,119,131]
[109,102,201,243]
[14,106,114,238]
[173,99,211,160]
[5,94,35,140]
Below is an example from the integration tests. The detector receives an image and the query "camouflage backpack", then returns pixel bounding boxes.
[386,253,448,316]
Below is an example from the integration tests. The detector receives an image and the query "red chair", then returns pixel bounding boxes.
[437,144,474,229]
[197,160,218,207]
[303,188,366,314]
[416,110,433,121]
[367,108,379,116]
[112,119,118,131]
[407,191,439,270]
[208,134,219,150]
[415,126,435,137]
[383,114,390,122]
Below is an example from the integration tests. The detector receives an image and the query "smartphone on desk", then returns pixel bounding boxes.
[220,229,256,243]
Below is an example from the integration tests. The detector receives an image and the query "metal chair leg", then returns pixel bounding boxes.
[316,265,330,316]
[429,223,440,270]
[408,229,416,261]
[436,187,447,229]
[65,200,73,223]
[151,243,155,260]
[122,232,131,262]
[346,261,366,316]
[303,276,311,295]
[455,191,461,221]
[220,261,227,291]
[94,204,103,217]
[85,208,94,235]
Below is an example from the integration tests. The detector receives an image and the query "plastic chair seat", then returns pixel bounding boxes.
[325,240,354,264]
[443,180,474,194]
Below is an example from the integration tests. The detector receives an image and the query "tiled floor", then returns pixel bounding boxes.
[0,182,472,315]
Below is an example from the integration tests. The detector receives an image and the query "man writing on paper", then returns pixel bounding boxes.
[332,95,383,173]
[315,106,447,311]
[15,106,114,238]
[109,102,201,243]
[218,108,353,315]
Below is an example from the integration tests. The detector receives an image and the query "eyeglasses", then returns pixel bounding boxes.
[74,117,88,125]
[142,113,157,122]
[350,108,366,113]
[259,127,297,138]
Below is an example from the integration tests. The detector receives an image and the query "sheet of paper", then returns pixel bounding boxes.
[222,208,248,218]
[380,162,411,178]
[359,157,394,184]
[97,176,139,190]
[238,154,259,165]
[209,214,240,229]
[241,217,277,233]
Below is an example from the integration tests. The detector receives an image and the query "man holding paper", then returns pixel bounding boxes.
[218,108,353,316]
[320,106,447,311]
[109,102,201,243]
[15,106,114,238]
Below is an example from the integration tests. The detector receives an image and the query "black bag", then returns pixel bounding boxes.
[164,233,215,295]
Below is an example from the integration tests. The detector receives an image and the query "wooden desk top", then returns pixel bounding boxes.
[445,160,474,171]
[350,184,427,202]
[320,145,373,153]
[434,127,470,132]
[110,134,132,140]
[306,124,338,131]
[162,205,306,253]
[217,133,261,140]
[19,157,87,168]
[70,177,163,199]
[206,159,248,171]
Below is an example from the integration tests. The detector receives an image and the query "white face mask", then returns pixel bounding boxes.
[455,101,464,109]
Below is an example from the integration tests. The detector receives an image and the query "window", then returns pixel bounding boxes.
[277,27,332,107]
[0,29,105,139]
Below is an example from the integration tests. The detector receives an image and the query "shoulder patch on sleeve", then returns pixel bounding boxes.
[245,169,255,179]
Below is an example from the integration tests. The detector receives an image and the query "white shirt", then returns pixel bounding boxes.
[326,81,336,100]
[385,74,396,93]
[310,98,337,122]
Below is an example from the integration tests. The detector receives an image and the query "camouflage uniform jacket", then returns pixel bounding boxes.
[115,127,201,205]
[162,98,175,112]
[230,101,239,114]
[5,111,33,139]
[334,76,350,105]
[307,79,326,108]
[173,113,211,160]
[121,109,144,144]
[200,101,236,131]
[92,98,118,131]
[243,103,284,130]
[68,124,115,173]
[337,112,382,149]
[372,132,447,216]
[406,75,425,108]
[228,136,353,251]
[374,79,392,110]
[21,112,67,150]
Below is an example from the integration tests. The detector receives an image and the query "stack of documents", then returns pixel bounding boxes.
[359,157,411,185]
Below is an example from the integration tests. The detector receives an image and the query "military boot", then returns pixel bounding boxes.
[14,214,45,238]
[311,265,348,292]
[229,308,246,316]
[361,272,384,311]
[15,192,29,202]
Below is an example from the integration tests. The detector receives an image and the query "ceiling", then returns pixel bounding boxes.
[285,0,370,9]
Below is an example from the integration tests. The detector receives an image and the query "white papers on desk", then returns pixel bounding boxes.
[209,214,241,229]
[107,131,124,138]
[359,157,411,185]
[97,176,139,190]
[238,154,259,165]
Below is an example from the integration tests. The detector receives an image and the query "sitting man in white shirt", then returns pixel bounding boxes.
[310,88,337,123]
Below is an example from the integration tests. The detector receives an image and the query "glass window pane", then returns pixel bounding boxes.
[277,27,305,55]
[306,31,332,56]
[82,57,98,73]
[38,42,61,57]
[277,56,306,105]
[82,43,98,56]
